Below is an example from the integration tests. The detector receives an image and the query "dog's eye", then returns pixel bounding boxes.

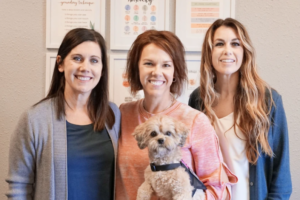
[166,131,172,136]
[150,131,157,137]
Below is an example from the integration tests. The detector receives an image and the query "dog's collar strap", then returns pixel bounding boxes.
[150,161,207,197]
[150,163,181,172]
[180,160,207,195]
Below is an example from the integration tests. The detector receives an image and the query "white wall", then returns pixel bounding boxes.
[0,0,299,199]
[0,0,46,198]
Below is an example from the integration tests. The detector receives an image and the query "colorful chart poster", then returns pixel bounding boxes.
[176,0,233,51]
[111,57,144,106]
[122,0,159,36]
[111,0,168,50]
[189,0,222,36]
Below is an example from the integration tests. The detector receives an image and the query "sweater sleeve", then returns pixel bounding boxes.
[190,113,238,200]
[267,95,292,199]
[110,102,121,141]
[6,110,36,200]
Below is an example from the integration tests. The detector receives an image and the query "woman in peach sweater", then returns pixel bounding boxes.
[115,30,237,200]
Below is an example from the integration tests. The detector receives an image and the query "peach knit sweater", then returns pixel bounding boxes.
[116,100,237,200]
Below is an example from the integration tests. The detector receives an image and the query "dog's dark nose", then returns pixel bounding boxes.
[158,139,164,144]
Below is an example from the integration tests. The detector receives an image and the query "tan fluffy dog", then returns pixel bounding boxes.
[133,115,205,200]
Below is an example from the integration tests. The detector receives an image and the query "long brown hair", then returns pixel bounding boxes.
[38,28,114,130]
[126,30,188,97]
[200,18,274,164]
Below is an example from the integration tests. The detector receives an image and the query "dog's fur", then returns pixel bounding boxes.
[133,115,205,200]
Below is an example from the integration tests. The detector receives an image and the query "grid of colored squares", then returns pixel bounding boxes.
[124,15,156,22]
[124,4,157,32]
[125,4,156,12]
[124,26,155,32]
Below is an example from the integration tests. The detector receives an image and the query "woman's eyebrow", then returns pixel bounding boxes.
[70,53,101,59]
[214,38,240,42]
[90,55,101,59]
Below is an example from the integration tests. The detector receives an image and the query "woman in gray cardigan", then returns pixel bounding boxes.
[6,28,121,200]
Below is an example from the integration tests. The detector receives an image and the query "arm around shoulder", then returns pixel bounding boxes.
[188,87,201,110]
[109,102,121,139]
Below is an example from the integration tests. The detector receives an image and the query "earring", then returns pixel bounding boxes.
[173,78,176,82]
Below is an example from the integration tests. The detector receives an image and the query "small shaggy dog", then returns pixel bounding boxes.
[133,115,206,200]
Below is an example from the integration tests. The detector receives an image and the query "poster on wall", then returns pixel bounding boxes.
[109,54,144,106]
[110,0,170,50]
[109,54,200,106]
[45,53,57,95]
[177,54,201,104]
[46,0,105,48]
[175,0,235,52]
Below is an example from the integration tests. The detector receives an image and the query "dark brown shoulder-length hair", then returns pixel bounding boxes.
[38,28,114,130]
[200,18,274,164]
[126,30,188,97]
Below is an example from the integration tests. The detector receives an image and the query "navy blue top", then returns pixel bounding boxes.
[67,121,114,200]
[188,88,292,200]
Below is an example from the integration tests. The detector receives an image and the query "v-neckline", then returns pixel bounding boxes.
[215,112,234,120]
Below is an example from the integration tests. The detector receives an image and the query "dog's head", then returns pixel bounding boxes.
[132,115,189,155]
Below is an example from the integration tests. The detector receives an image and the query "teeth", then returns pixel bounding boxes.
[150,80,163,86]
[221,59,234,63]
[77,76,90,81]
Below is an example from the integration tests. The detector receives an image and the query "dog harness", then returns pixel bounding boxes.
[150,160,207,196]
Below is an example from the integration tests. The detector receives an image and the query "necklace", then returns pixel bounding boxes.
[142,95,175,114]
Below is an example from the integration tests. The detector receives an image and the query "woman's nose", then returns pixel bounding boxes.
[79,60,90,72]
[151,65,161,75]
[224,44,233,56]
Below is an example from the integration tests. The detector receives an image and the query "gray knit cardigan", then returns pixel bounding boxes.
[6,98,121,200]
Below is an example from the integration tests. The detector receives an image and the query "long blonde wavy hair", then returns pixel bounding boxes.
[200,18,274,164]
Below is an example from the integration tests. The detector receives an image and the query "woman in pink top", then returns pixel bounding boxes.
[115,30,237,200]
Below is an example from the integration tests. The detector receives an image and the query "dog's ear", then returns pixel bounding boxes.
[175,121,189,147]
[132,123,148,149]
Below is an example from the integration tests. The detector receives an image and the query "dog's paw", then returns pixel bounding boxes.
[192,189,205,200]
[136,182,153,200]
[136,191,151,200]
